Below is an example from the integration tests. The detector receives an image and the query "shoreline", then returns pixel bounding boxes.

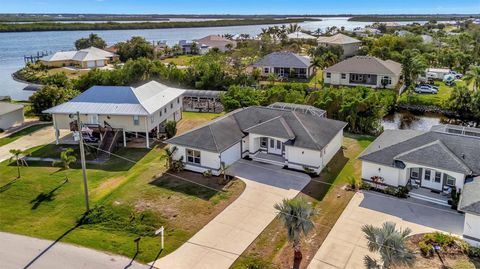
[0,18,315,33]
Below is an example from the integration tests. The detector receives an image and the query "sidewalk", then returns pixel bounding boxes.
[0,232,150,269]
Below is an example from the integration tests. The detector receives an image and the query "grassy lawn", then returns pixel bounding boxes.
[46,67,89,79]
[397,80,468,108]
[177,111,224,134]
[160,55,200,66]
[0,112,244,263]
[231,133,374,269]
[0,123,51,147]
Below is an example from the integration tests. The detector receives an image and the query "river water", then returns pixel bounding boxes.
[0,17,430,101]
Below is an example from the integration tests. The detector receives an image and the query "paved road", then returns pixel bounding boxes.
[307,191,464,269]
[0,232,150,269]
[151,160,311,269]
[0,126,67,162]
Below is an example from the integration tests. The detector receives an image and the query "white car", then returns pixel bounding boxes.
[449,71,463,79]
[415,85,438,94]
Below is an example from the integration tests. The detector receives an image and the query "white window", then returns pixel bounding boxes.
[177,98,180,104]
[382,76,392,85]
[88,114,99,124]
[434,172,442,183]
[133,115,139,126]
[276,140,281,150]
[164,107,167,113]
[264,67,269,74]
[326,72,331,78]
[186,149,201,164]
[260,137,268,148]
[270,139,274,148]
[341,73,346,79]
[170,103,173,109]
[446,175,456,186]
[410,168,419,179]
[159,110,162,117]
[424,170,431,181]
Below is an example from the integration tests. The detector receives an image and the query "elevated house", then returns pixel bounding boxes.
[39,47,119,69]
[324,56,402,89]
[193,35,237,53]
[358,125,480,245]
[43,81,184,151]
[167,103,346,176]
[252,52,315,79]
[317,33,362,58]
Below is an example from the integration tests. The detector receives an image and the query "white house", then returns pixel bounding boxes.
[43,81,185,150]
[459,177,480,246]
[40,47,119,69]
[317,33,362,58]
[324,56,402,89]
[287,31,317,41]
[0,102,24,130]
[167,103,346,176]
[193,35,236,53]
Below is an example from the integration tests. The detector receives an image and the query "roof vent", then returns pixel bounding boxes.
[462,153,465,159]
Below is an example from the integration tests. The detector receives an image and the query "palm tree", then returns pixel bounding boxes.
[160,146,177,170]
[52,148,77,181]
[9,149,29,178]
[274,198,315,266]
[268,73,279,85]
[464,65,480,92]
[311,57,324,90]
[362,222,416,269]
[287,23,301,34]
[219,162,231,184]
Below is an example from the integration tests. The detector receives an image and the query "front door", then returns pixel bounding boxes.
[421,169,443,191]
[268,138,282,155]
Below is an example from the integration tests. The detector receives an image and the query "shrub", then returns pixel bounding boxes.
[171,159,184,172]
[384,186,398,196]
[396,186,410,198]
[348,176,357,190]
[165,120,177,139]
[423,232,456,248]
[202,170,212,177]
[0,128,4,133]
[360,181,372,190]
[419,241,434,256]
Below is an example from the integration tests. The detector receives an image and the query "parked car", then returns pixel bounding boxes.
[415,85,438,94]
[449,71,463,79]
[419,84,439,91]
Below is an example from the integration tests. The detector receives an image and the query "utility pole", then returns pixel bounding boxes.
[77,111,90,212]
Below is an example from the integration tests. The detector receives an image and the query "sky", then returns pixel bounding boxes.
[1,0,479,15]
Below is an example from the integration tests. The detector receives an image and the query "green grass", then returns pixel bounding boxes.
[161,55,200,66]
[397,80,467,108]
[0,123,51,147]
[0,112,242,263]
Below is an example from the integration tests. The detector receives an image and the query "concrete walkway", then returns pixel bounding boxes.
[151,160,311,269]
[307,191,464,269]
[0,232,150,269]
[0,126,67,162]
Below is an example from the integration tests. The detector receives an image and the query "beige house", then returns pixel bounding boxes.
[0,102,24,130]
[43,81,184,149]
[324,56,402,89]
[193,35,236,52]
[39,47,119,69]
[252,51,315,79]
[317,33,362,58]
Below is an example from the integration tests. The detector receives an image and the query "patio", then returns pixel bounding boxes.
[409,187,450,206]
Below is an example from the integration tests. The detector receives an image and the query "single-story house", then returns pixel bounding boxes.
[178,40,209,55]
[193,35,236,52]
[167,103,346,176]
[352,27,381,37]
[43,81,184,149]
[359,125,480,246]
[287,31,317,40]
[324,56,402,89]
[317,33,362,58]
[252,51,315,79]
[39,47,119,69]
[459,176,480,246]
[0,102,24,130]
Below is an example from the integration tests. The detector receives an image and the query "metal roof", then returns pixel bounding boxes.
[41,47,116,62]
[287,31,317,40]
[43,81,184,116]
[0,102,23,115]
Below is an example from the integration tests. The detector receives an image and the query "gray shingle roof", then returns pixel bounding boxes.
[167,106,346,153]
[459,176,480,215]
[252,52,311,69]
[359,128,480,175]
[325,56,402,75]
[317,33,361,44]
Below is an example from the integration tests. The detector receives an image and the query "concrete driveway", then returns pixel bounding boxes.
[0,232,149,269]
[151,160,311,269]
[0,126,68,162]
[308,191,465,269]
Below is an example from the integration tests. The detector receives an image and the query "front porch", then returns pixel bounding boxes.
[251,152,286,167]
[408,187,450,206]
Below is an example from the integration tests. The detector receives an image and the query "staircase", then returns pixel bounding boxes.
[97,128,121,161]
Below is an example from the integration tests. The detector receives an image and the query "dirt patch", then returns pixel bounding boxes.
[92,176,128,200]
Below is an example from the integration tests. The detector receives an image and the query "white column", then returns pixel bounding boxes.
[52,114,59,145]
[145,117,150,149]
[123,130,126,147]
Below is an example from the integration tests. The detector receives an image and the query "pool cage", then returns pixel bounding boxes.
[268,102,326,117]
